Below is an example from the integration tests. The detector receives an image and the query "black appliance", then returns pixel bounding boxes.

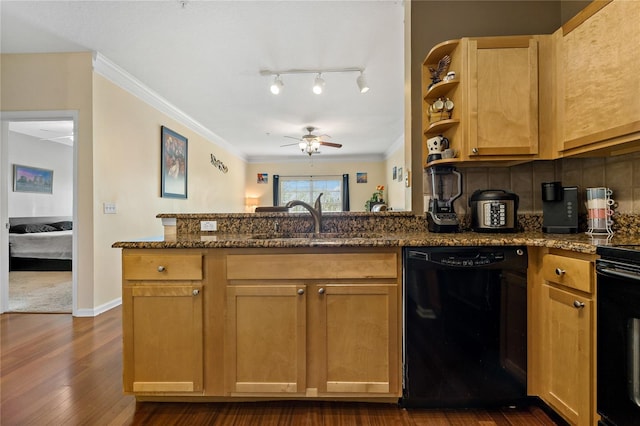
[541,182,579,233]
[596,245,640,426]
[469,189,519,233]
[402,246,529,407]
[425,165,462,233]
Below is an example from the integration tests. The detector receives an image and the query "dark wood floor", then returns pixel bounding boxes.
[1,306,561,425]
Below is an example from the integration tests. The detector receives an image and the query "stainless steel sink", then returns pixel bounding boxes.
[249,232,384,240]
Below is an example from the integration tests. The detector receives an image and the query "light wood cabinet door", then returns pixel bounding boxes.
[463,36,539,159]
[315,283,399,396]
[557,0,640,155]
[540,284,593,426]
[225,284,306,395]
[123,284,204,394]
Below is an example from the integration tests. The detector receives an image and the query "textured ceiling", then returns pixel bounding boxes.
[1,0,405,163]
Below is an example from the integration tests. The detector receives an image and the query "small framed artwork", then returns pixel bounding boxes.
[257,173,268,184]
[398,167,403,182]
[392,166,397,180]
[161,126,188,199]
[357,172,368,183]
[13,164,53,194]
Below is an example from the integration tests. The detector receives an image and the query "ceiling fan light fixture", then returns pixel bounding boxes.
[313,74,325,94]
[357,72,369,93]
[270,75,284,94]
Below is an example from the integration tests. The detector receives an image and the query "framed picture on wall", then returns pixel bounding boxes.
[13,164,53,194]
[161,126,188,199]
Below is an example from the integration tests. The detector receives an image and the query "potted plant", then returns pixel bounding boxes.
[365,185,385,211]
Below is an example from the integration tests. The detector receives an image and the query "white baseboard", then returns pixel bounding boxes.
[74,297,122,317]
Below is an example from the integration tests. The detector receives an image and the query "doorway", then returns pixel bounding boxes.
[1,112,78,314]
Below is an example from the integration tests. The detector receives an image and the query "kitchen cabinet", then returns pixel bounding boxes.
[223,248,401,398]
[422,35,541,167]
[529,249,597,426]
[554,0,640,157]
[122,249,205,394]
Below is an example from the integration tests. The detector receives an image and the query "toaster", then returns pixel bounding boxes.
[469,189,519,232]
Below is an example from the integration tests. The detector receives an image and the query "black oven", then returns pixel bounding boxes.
[402,246,528,407]
[596,245,640,426]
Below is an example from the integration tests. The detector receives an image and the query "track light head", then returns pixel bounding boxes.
[270,75,284,95]
[313,74,325,95]
[357,72,369,93]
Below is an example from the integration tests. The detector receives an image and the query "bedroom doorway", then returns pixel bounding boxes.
[0,112,77,314]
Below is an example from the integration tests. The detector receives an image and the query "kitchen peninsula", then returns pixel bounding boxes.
[113,211,640,425]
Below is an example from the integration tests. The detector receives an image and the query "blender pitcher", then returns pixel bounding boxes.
[425,165,462,232]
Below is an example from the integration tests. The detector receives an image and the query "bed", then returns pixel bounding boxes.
[9,216,73,271]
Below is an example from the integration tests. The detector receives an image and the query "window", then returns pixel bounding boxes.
[279,176,343,212]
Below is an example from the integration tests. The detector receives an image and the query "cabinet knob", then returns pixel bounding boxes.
[318,288,325,295]
[157,265,166,272]
[555,268,565,276]
[192,289,200,296]
[573,300,585,309]
[471,147,479,154]
[297,288,305,295]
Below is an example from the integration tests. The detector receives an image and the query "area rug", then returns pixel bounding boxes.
[8,271,72,313]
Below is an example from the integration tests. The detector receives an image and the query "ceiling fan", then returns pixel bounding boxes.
[281,126,343,156]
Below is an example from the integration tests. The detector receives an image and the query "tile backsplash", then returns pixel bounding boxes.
[449,152,640,215]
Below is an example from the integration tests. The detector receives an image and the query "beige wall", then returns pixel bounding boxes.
[245,160,386,212]
[385,140,408,211]
[1,52,247,313]
[2,52,95,311]
[92,75,246,306]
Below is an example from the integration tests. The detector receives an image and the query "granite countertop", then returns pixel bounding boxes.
[112,230,640,254]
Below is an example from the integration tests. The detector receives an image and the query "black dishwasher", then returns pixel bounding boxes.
[402,246,528,408]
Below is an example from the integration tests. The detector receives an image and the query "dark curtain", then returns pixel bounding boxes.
[273,174,279,205]
[342,174,350,211]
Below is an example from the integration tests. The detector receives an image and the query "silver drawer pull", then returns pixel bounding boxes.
[318,288,325,295]
[573,300,585,309]
[192,289,200,296]
[555,268,565,276]
[157,265,166,272]
[297,288,304,295]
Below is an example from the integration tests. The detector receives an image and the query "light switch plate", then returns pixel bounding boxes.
[201,220,217,231]
[103,202,117,214]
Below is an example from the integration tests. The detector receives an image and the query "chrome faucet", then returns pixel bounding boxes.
[285,193,323,234]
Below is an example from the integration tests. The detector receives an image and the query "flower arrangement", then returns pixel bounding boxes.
[365,185,385,211]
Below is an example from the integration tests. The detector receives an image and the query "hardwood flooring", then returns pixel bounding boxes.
[1,307,561,425]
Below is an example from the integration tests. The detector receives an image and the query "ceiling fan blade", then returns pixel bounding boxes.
[280,142,301,147]
[319,141,342,148]
[284,135,302,141]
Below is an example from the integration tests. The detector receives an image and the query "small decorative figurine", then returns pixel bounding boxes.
[428,55,451,88]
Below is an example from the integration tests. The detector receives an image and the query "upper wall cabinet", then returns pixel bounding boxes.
[422,35,542,167]
[555,0,640,156]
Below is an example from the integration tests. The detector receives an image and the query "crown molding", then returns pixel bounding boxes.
[247,153,385,164]
[92,52,246,162]
[384,133,405,160]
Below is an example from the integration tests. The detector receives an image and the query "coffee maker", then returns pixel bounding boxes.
[425,165,462,232]
[541,181,579,233]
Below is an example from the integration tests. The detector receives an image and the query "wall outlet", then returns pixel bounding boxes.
[200,220,217,231]
[103,202,117,214]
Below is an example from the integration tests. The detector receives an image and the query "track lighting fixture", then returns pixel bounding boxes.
[312,74,325,95]
[260,67,368,95]
[270,75,284,94]
[357,71,369,93]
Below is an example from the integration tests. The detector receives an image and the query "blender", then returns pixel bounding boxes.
[425,165,462,232]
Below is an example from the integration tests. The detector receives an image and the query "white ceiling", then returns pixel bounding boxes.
[1,0,405,163]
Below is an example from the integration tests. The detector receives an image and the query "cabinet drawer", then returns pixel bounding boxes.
[124,254,203,281]
[542,254,593,293]
[226,252,398,280]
